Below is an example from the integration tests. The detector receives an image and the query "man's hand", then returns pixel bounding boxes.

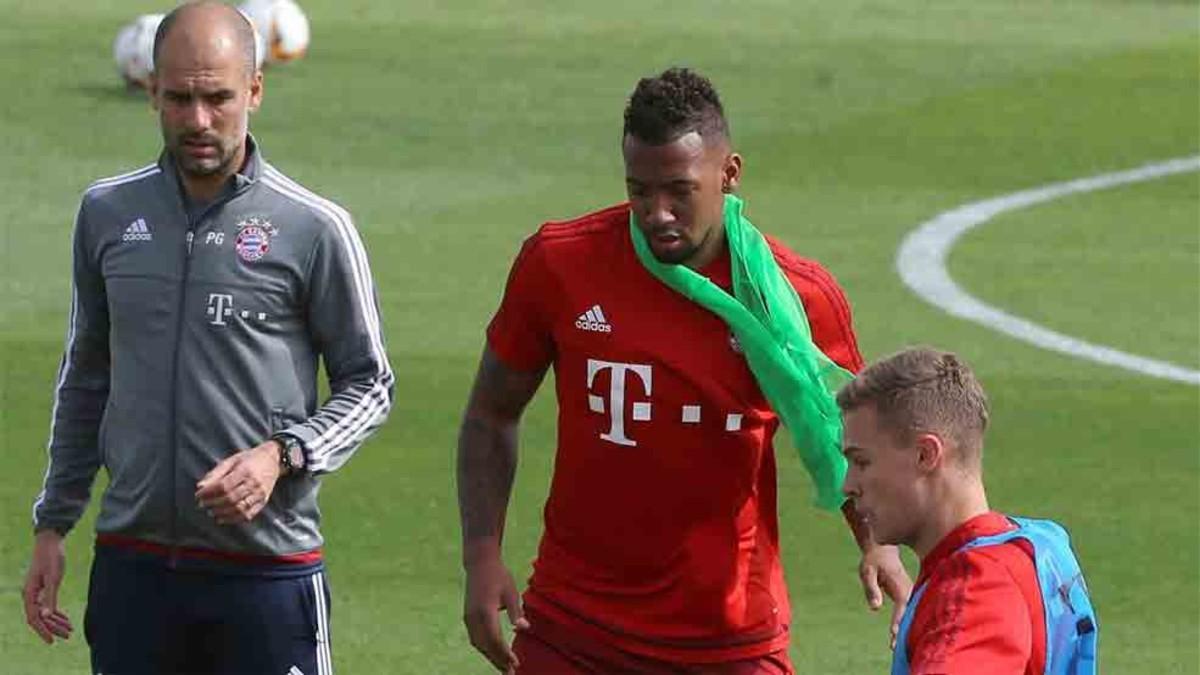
[196,440,283,524]
[463,556,529,674]
[23,530,73,644]
[859,543,913,649]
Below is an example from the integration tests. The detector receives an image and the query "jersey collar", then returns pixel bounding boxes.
[916,511,1016,587]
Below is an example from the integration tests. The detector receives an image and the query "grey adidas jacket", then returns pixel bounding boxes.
[33,139,394,557]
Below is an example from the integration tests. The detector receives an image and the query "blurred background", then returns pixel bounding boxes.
[1,1,1196,672]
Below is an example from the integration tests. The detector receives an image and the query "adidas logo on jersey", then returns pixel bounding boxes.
[122,218,152,242]
[575,304,612,333]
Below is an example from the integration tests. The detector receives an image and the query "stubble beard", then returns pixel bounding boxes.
[171,139,236,178]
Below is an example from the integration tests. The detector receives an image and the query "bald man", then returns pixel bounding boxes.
[22,3,393,673]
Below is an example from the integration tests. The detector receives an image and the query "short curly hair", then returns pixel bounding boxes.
[623,67,730,145]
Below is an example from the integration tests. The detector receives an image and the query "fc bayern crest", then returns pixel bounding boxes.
[234,217,278,262]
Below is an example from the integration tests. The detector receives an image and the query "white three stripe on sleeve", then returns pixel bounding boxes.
[86,164,161,193]
[260,167,392,466]
[259,171,389,463]
[33,286,80,521]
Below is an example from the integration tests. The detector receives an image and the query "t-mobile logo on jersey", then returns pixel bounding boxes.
[207,293,235,326]
[206,292,271,327]
[586,359,652,447]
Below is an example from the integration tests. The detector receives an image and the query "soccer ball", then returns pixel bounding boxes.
[112,13,164,89]
[239,0,311,64]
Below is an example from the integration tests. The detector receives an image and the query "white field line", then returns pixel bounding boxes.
[896,156,1200,386]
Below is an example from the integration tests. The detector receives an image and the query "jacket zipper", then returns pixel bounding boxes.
[168,223,195,569]
[166,180,252,567]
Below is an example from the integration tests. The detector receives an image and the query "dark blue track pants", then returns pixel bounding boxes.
[85,545,333,675]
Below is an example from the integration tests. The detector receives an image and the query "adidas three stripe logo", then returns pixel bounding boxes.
[575,304,611,333]
[122,217,152,242]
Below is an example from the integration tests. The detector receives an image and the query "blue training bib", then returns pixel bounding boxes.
[891,517,1098,675]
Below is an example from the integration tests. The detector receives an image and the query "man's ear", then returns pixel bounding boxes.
[914,432,947,473]
[247,70,264,114]
[721,152,742,193]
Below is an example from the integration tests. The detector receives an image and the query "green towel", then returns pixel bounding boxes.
[629,194,852,510]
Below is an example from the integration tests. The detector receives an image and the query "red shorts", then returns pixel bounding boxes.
[512,608,793,675]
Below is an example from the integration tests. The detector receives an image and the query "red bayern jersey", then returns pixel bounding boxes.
[905,512,1048,675]
[486,202,863,663]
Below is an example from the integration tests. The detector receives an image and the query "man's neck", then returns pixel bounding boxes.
[181,173,231,204]
[912,478,990,561]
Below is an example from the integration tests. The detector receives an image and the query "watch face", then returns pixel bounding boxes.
[287,445,305,469]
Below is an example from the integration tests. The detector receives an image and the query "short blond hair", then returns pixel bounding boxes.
[837,347,989,461]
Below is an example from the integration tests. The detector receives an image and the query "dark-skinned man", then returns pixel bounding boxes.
[457,67,910,674]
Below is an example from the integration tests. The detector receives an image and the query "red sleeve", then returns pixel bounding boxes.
[485,234,556,371]
[909,550,1035,675]
[777,256,865,373]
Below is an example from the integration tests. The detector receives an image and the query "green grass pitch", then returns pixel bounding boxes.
[1,1,1196,672]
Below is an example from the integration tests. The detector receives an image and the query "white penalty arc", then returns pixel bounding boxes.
[896,156,1200,386]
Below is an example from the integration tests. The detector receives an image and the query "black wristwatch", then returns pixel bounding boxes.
[273,434,306,476]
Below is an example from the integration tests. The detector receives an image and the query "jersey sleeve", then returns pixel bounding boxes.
[281,209,394,475]
[485,234,556,371]
[908,550,1035,675]
[781,261,865,373]
[34,197,109,534]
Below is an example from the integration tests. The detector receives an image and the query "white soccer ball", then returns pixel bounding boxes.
[113,13,164,89]
[240,0,310,64]
[236,6,269,71]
